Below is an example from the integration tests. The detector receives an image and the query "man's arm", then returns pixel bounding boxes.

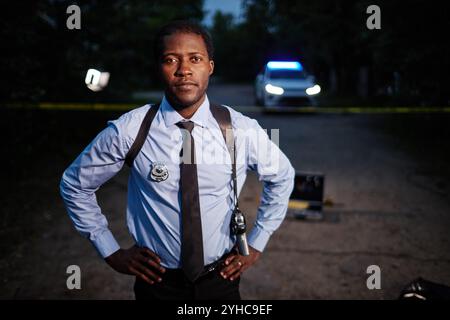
[246,119,295,252]
[221,116,295,280]
[60,123,125,258]
[60,118,165,284]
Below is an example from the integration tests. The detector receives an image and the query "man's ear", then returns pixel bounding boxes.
[209,60,214,75]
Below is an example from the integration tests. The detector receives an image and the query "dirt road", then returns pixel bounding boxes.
[1,85,449,299]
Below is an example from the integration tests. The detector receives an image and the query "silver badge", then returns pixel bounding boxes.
[150,162,169,182]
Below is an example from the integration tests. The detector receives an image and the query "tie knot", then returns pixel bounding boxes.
[177,121,195,133]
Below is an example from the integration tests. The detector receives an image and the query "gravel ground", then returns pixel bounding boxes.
[1,86,449,300]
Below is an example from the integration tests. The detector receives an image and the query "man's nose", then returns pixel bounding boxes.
[175,60,192,77]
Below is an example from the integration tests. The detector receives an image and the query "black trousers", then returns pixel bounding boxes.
[134,255,241,300]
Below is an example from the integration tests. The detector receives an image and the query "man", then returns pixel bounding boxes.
[60,20,295,300]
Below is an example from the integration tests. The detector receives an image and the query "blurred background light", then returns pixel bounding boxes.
[85,68,110,92]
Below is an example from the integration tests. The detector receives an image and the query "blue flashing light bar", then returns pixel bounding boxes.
[267,61,303,71]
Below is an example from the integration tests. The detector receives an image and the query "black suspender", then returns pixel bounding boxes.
[124,103,160,167]
[210,105,248,255]
[209,104,239,211]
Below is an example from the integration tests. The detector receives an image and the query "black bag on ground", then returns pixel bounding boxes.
[399,277,450,300]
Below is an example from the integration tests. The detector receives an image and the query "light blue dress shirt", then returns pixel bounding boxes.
[60,95,295,268]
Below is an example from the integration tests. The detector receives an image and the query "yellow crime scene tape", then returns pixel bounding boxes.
[5,103,450,113]
[288,200,310,210]
[262,106,450,114]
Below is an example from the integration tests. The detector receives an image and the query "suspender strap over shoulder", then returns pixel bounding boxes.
[125,103,160,167]
[210,104,239,210]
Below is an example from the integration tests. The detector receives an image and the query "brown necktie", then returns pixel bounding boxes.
[176,121,204,281]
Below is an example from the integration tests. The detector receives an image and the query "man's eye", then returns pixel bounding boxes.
[191,56,202,63]
[164,58,177,64]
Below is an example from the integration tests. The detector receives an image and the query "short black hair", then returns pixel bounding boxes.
[153,20,214,61]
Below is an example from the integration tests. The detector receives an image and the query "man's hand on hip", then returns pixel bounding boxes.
[105,245,166,285]
[220,246,261,281]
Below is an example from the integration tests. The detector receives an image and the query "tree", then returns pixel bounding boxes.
[1,0,205,103]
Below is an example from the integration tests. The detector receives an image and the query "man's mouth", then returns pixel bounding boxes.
[174,82,198,90]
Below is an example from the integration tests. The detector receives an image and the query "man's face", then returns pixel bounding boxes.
[159,32,214,109]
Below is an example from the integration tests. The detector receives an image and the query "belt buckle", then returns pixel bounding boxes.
[202,260,220,277]
[201,253,229,277]
[207,264,217,273]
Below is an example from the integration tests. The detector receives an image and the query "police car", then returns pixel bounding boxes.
[254,61,321,108]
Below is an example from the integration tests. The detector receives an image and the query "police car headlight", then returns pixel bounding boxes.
[265,84,284,95]
[306,84,321,96]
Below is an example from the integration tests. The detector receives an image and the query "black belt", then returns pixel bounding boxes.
[200,251,232,277]
[164,250,234,280]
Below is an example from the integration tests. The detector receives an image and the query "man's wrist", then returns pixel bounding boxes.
[104,248,122,262]
[91,229,121,258]
[247,227,271,252]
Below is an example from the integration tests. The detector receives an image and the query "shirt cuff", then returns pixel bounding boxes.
[91,229,121,258]
[247,225,272,252]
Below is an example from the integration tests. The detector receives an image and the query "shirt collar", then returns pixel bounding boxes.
[160,95,210,128]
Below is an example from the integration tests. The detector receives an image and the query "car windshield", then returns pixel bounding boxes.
[269,70,307,80]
